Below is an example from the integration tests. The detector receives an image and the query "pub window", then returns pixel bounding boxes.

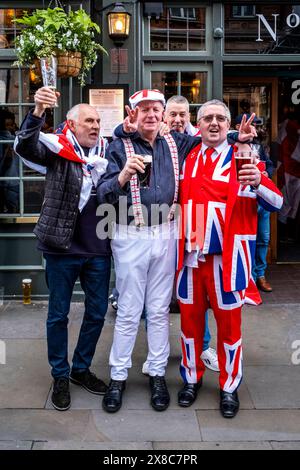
[151,70,208,123]
[0,66,49,217]
[232,5,256,18]
[0,9,34,49]
[150,6,206,52]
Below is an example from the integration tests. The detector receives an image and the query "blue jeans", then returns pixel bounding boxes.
[252,206,270,281]
[44,254,111,378]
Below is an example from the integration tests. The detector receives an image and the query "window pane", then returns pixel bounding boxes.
[150,7,206,52]
[188,30,206,51]
[24,180,45,214]
[169,8,188,29]
[169,30,187,51]
[151,72,178,100]
[181,72,207,104]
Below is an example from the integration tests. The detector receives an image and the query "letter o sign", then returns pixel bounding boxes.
[287,13,300,28]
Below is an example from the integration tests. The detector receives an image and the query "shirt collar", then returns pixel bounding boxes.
[201,140,229,161]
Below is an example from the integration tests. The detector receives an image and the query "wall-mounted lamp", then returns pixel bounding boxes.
[107,3,131,47]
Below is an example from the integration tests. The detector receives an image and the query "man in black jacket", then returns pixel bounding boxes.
[15,86,111,411]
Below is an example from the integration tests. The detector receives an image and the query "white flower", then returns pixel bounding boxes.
[36,25,43,32]
[66,30,71,37]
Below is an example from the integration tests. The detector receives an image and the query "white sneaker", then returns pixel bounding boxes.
[200,347,219,372]
[142,361,150,375]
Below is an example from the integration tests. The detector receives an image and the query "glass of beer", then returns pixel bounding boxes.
[234,151,255,178]
[22,278,32,305]
[40,56,58,107]
[137,155,152,188]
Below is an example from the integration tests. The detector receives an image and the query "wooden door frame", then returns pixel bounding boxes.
[224,76,279,262]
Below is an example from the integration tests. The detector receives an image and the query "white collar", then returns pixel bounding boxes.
[201,140,229,161]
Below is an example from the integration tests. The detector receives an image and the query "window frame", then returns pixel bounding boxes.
[143,3,212,56]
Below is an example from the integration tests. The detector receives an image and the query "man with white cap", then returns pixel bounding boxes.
[98,89,204,413]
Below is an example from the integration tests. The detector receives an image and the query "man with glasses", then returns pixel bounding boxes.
[176,100,283,418]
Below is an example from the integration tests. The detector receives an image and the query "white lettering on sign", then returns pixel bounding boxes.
[291,80,300,105]
[256,13,300,42]
[256,14,279,42]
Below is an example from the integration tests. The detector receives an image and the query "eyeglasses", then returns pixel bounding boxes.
[199,114,228,123]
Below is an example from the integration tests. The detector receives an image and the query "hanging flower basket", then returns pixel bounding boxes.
[56,51,82,78]
[33,51,82,78]
[13,6,107,86]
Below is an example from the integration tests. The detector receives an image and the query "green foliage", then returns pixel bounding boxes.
[13,7,107,86]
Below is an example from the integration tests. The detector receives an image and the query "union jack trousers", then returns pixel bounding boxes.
[177,255,244,393]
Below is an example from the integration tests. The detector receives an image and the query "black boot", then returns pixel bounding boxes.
[51,377,71,411]
[149,376,170,411]
[178,380,202,407]
[102,379,126,413]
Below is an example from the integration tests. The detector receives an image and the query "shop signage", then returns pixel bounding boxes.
[256,13,300,42]
[292,80,300,105]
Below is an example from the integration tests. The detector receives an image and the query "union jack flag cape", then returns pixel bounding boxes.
[177,142,283,294]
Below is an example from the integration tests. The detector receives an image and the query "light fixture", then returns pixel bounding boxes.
[107,2,131,47]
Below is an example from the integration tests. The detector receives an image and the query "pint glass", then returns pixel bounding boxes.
[137,155,152,188]
[22,279,32,305]
[40,56,58,107]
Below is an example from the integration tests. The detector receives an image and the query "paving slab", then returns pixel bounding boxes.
[197,410,300,442]
[270,441,300,450]
[91,409,201,442]
[0,410,105,442]
[241,305,300,366]
[0,440,33,450]
[0,302,47,339]
[33,440,153,450]
[153,441,273,450]
[0,340,50,408]
[245,366,300,409]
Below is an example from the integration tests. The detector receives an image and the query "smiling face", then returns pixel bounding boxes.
[136,100,164,136]
[165,102,190,133]
[197,104,230,147]
[68,104,100,148]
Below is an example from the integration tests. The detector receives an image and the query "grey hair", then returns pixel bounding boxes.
[197,99,231,123]
[66,104,82,121]
[166,95,189,112]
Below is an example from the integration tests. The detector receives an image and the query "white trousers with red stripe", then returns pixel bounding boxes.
[110,222,177,380]
[177,254,245,393]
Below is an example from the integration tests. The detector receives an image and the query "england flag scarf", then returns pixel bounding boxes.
[15,121,108,212]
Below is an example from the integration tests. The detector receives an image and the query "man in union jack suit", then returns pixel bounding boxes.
[176,99,283,418]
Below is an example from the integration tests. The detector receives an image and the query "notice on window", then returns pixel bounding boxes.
[89,88,124,137]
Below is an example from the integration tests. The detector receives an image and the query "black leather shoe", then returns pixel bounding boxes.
[149,376,170,411]
[178,380,202,407]
[220,390,239,418]
[51,377,71,411]
[102,379,126,413]
[70,369,107,395]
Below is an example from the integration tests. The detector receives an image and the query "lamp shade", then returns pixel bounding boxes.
[107,3,131,47]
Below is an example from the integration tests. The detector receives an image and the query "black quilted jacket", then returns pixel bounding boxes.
[15,112,85,249]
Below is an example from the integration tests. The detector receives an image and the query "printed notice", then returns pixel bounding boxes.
[89,89,124,137]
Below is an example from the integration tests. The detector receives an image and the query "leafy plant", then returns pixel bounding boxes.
[13,7,107,86]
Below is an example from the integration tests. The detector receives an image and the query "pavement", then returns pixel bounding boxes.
[0,264,300,451]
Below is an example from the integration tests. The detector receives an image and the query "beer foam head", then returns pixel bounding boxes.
[143,155,152,163]
[129,89,166,109]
